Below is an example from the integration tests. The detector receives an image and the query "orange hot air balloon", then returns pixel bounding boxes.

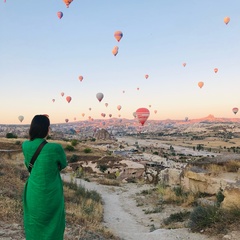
[63,0,73,8]
[154,110,157,114]
[198,82,204,88]
[224,16,230,25]
[105,103,108,107]
[96,92,104,102]
[52,99,55,103]
[145,74,149,79]
[82,113,85,117]
[232,107,238,115]
[57,11,63,19]
[182,63,186,67]
[112,46,119,56]
[114,31,123,42]
[79,75,83,81]
[214,68,218,73]
[117,105,121,111]
[66,96,72,103]
[65,118,69,123]
[61,92,64,97]
[136,108,150,126]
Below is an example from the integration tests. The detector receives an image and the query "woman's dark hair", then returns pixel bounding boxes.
[29,115,50,140]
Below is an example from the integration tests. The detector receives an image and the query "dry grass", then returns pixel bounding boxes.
[0,140,118,239]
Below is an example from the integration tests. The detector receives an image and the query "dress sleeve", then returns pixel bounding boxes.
[56,144,67,171]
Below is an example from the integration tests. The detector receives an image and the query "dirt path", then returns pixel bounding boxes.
[62,174,216,240]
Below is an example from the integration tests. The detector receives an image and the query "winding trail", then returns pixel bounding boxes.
[62,174,216,240]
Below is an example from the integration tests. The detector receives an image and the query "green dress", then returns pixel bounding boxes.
[22,138,67,240]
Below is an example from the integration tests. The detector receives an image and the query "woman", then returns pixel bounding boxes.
[22,115,67,240]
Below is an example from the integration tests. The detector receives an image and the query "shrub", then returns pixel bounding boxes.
[65,145,75,151]
[71,139,78,147]
[6,133,17,139]
[83,148,92,153]
[188,205,220,232]
[15,141,21,145]
[69,154,78,163]
[164,211,191,225]
[98,164,108,173]
[153,151,159,155]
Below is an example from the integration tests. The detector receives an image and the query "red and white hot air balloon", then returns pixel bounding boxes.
[232,107,238,115]
[66,96,72,103]
[135,108,150,126]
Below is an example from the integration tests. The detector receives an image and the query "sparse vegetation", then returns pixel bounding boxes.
[83,148,92,153]
[6,133,17,139]
[65,145,75,151]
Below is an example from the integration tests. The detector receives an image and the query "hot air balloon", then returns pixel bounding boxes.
[224,17,230,25]
[185,117,188,121]
[114,31,123,42]
[74,117,76,121]
[154,110,157,114]
[109,114,112,118]
[117,105,121,111]
[63,0,73,8]
[137,87,139,90]
[18,115,24,122]
[198,82,204,88]
[57,11,63,19]
[105,103,108,107]
[232,107,238,115]
[214,68,218,73]
[182,63,186,67]
[112,46,119,56]
[149,105,151,108]
[123,90,125,93]
[145,74,149,79]
[89,108,92,111]
[65,118,69,123]
[96,92,104,102]
[79,75,83,81]
[61,92,64,97]
[135,108,150,126]
[101,113,106,117]
[82,113,85,117]
[66,96,72,103]
[118,114,121,117]
[52,99,55,103]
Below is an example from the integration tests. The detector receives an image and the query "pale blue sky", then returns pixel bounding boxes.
[1,1,240,124]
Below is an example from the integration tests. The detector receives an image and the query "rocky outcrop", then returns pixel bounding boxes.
[94,129,112,140]
[221,184,240,209]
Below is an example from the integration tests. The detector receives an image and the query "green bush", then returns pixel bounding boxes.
[164,211,191,225]
[98,164,108,173]
[188,205,220,231]
[71,139,78,146]
[6,133,17,139]
[15,141,21,145]
[65,145,75,151]
[83,148,92,153]
[69,154,78,163]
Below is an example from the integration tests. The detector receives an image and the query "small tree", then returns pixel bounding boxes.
[71,139,78,146]
[6,133,17,139]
